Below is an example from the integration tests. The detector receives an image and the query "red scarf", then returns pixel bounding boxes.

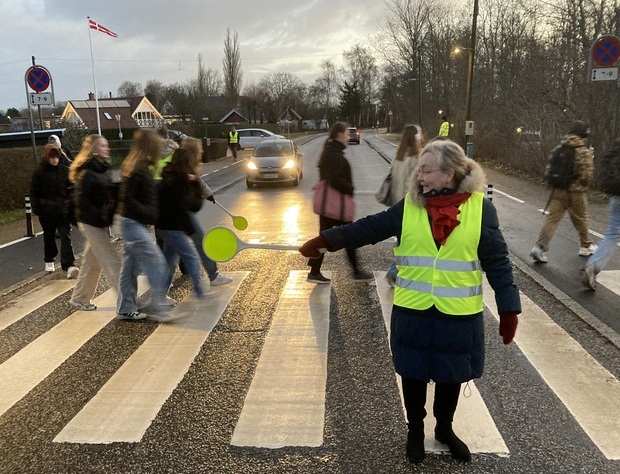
[425,193,471,245]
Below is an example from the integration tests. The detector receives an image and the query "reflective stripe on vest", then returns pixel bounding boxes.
[393,192,484,315]
[229,131,239,144]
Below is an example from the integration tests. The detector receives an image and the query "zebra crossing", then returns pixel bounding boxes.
[1,268,619,463]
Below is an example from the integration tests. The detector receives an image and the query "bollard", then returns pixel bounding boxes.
[486,183,494,201]
[24,194,34,237]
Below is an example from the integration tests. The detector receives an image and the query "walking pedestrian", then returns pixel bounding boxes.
[581,138,620,289]
[156,147,209,299]
[68,134,120,311]
[300,139,521,463]
[386,124,422,286]
[530,120,596,263]
[30,142,79,278]
[48,134,73,166]
[116,129,169,320]
[307,121,372,284]
[228,125,239,161]
[180,138,232,286]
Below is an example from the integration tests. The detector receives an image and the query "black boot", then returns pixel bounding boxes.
[433,383,471,462]
[406,422,425,463]
[434,422,471,462]
[402,378,428,463]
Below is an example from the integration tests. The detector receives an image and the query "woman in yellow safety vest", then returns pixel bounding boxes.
[300,138,521,464]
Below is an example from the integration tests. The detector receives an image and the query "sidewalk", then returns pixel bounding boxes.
[0,151,252,248]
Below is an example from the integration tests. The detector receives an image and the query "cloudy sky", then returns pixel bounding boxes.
[0,0,391,112]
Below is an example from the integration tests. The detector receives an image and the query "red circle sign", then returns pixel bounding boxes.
[592,36,620,66]
[26,67,50,92]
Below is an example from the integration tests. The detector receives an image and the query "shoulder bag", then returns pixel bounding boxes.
[312,180,355,222]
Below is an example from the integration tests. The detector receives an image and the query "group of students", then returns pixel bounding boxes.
[30,127,232,321]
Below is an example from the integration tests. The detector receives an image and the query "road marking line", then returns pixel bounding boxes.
[597,270,620,293]
[492,188,524,203]
[231,270,331,448]
[375,272,508,455]
[0,280,75,331]
[483,280,620,460]
[0,278,150,418]
[54,272,248,444]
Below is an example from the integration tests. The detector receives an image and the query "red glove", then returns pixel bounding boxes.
[499,312,519,345]
[299,235,329,259]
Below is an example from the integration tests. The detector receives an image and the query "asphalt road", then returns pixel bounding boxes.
[0,131,619,473]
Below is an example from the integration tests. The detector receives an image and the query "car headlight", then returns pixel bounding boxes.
[282,159,296,169]
[247,161,258,170]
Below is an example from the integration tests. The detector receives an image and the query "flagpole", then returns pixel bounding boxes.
[87,16,102,135]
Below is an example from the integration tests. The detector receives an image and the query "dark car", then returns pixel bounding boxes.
[167,130,189,144]
[245,139,304,187]
[348,127,361,144]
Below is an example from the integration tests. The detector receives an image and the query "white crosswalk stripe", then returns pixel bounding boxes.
[0,268,619,463]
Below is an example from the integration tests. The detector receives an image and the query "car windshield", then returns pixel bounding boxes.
[254,142,292,157]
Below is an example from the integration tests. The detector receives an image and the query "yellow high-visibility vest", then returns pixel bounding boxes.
[393,193,484,315]
[228,131,239,144]
[439,121,449,137]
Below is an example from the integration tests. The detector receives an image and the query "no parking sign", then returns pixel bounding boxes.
[588,35,620,82]
[24,65,55,106]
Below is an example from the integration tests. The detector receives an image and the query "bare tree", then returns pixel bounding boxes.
[222,27,243,102]
[258,72,304,120]
[117,81,143,97]
[144,80,166,110]
[341,45,379,127]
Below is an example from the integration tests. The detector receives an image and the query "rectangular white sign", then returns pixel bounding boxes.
[29,92,54,106]
[591,67,619,81]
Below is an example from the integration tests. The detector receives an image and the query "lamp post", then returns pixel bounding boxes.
[464,0,479,157]
[115,114,123,140]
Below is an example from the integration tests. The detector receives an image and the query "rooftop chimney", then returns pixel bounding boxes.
[88,92,95,101]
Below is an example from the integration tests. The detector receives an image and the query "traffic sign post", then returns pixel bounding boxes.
[24,63,55,168]
[588,35,620,82]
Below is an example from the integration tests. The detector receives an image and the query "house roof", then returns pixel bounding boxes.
[60,96,163,130]
[220,108,249,124]
[0,113,11,126]
[278,108,302,121]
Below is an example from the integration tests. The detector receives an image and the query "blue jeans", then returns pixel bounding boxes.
[158,228,204,297]
[587,195,620,273]
[189,213,218,280]
[117,216,169,314]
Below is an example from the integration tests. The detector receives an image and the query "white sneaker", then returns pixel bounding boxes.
[210,274,233,286]
[118,311,148,320]
[530,245,548,263]
[45,262,55,272]
[163,296,177,306]
[578,244,597,257]
[66,266,79,279]
[70,300,97,311]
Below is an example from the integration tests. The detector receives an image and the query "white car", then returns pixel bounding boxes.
[236,128,284,149]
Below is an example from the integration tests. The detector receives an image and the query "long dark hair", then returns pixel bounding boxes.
[318,121,348,167]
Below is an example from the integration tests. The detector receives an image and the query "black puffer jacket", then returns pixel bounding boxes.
[318,139,354,196]
[117,167,158,226]
[30,162,72,219]
[156,175,203,235]
[74,158,118,227]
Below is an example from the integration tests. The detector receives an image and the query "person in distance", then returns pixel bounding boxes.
[300,138,522,463]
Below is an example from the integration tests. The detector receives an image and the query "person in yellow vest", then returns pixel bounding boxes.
[153,126,179,181]
[300,138,521,464]
[228,125,239,161]
[438,115,449,137]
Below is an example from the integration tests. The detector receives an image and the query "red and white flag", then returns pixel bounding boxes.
[88,18,118,38]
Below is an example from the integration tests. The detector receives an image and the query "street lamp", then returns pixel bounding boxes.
[464,0,479,156]
[115,114,123,140]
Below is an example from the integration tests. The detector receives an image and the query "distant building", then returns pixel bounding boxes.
[219,108,250,124]
[60,93,165,130]
[0,113,11,133]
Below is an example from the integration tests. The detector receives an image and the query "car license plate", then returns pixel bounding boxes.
[262,173,278,179]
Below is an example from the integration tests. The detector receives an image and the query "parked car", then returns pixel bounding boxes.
[245,139,303,187]
[237,128,284,149]
[167,130,189,144]
[348,127,361,144]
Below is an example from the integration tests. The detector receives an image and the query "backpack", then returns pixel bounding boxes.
[595,139,620,196]
[546,144,576,189]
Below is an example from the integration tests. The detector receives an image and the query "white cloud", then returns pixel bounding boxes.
[0,0,387,110]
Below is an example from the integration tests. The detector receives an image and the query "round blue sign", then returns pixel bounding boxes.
[593,36,620,66]
[26,67,50,92]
